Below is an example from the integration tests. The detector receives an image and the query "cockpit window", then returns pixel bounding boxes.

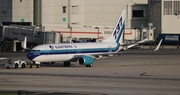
[31,50,40,52]
[30,50,40,55]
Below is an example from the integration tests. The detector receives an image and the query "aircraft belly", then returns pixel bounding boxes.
[118,46,123,51]
[33,54,73,62]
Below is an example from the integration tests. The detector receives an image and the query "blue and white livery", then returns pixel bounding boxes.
[25,10,128,67]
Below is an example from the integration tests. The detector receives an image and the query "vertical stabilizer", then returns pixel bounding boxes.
[102,10,126,43]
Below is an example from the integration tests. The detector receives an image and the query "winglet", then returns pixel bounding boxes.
[23,37,27,49]
[154,39,163,51]
[22,37,32,51]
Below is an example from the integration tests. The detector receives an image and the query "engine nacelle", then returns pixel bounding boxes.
[78,56,94,65]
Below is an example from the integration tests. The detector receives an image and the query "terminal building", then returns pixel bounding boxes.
[0,0,180,51]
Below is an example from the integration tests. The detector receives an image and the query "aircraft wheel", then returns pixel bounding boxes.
[49,62,55,64]
[48,62,55,65]
[36,64,40,68]
[14,63,18,68]
[21,63,26,68]
[63,62,71,67]
[85,64,93,67]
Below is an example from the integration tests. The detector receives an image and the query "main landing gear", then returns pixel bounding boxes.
[29,61,40,68]
[36,64,40,68]
[85,64,93,67]
[63,61,71,67]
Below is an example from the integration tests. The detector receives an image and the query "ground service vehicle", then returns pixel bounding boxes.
[5,59,26,68]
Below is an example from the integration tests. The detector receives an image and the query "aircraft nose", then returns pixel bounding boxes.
[27,53,34,60]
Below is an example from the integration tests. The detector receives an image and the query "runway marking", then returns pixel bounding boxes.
[0,72,180,81]
[0,91,106,95]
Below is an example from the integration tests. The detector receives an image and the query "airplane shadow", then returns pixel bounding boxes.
[40,62,84,68]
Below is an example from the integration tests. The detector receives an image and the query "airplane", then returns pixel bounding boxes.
[23,10,152,68]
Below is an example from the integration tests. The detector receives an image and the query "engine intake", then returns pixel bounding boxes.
[78,56,94,65]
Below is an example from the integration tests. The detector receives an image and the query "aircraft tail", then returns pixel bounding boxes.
[102,10,126,43]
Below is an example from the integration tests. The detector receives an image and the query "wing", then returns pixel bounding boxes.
[69,52,118,62]
[121,38,148,50]
[69,38,162,61]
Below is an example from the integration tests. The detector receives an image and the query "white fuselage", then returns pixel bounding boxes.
[27,42,123,62]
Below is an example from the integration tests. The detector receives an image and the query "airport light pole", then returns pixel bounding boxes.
[177,11,180,19]
[95,27,99,39]
[69,26,72,43]
[178,11,180,34]
[177,11,180,49]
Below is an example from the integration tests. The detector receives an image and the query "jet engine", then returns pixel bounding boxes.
[78,56,94,66]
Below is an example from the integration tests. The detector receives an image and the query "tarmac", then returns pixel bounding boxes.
[0,49,180,95]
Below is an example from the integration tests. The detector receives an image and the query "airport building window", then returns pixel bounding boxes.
[156,1,161,15]
[62,6,66,13]
[150,1,161,15]
[1,22,32,26]
[132,10,144,18]
[164,1,172,15]
[150,1,156,15]
[71,22,79,25]
[174,1,180,15]
[72,5,79,14]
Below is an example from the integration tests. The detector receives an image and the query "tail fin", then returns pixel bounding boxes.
[102,10,126,43]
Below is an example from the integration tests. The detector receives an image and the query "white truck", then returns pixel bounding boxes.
[5,59,27,68]
[0,57,6,61]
